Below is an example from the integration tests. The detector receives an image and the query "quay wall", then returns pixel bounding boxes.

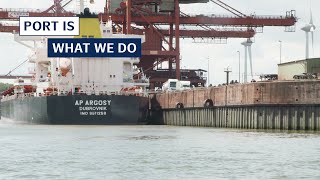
[150,81,320,130]
[153,81,320,109]
[160,106,320,131]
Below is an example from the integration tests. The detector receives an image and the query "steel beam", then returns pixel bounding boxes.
[102,14,296,27]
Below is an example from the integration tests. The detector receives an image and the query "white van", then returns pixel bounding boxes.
[162,79,179,91]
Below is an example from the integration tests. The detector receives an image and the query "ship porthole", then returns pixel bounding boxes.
[204,99,214,108]
[176,103,184,109]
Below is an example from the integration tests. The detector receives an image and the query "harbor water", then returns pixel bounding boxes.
[1,119,320,179]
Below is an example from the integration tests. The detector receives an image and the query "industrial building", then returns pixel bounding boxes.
[278,58,320,80]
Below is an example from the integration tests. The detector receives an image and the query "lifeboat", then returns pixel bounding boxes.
[121,87,129,92]
[1,86,14,96]
[24,85,34,93]
[44,87,58,96]
[120,86,142,96]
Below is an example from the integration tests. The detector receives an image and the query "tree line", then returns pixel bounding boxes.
[0,82,13,92]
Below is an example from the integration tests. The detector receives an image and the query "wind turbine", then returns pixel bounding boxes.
[241,39,253,83]
[301,9,316,60]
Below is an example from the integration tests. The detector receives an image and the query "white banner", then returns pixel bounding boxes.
[19,16,80,36]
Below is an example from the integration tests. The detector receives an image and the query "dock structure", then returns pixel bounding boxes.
[160,106,320,130]
[150,80,320,131]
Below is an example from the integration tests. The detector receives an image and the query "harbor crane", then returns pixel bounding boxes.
[0,0,297,88]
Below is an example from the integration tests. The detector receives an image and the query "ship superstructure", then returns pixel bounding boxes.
[13,8,149,98]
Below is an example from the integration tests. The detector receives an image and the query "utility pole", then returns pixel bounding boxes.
[224,67,232,85]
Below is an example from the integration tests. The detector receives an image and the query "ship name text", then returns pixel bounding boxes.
[75,100,111,106]
[75,100,111,116]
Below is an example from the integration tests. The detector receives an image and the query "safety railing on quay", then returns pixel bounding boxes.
[181,12,296,19]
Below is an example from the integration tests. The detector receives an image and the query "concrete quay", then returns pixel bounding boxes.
[150,80,320,130]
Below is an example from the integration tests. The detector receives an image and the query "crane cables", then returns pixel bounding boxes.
[210,0,247,18]
[5,59,29,76]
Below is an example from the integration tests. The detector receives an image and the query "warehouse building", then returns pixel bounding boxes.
[278,58,320,80]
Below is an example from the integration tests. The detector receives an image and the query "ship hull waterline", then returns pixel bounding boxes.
[0,95,149,125]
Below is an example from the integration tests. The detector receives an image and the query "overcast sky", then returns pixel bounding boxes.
[0,0,318,84]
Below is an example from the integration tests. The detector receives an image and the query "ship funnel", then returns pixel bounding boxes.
[84,8,91,15]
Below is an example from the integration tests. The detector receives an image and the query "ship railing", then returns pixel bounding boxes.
[30,90,152,97]
[1,94,16,102]
[17,93,34,99]
[70,90,151,97]
[119,91,149,97]
[1,92,35,102]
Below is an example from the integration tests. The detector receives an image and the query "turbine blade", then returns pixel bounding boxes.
[310,8,314,24]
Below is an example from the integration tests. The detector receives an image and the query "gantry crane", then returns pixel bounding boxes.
[0,0,297,88]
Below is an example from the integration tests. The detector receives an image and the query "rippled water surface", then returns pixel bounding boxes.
[1,119,320,180]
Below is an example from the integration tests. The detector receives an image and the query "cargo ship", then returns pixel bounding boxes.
[0,8,150,124]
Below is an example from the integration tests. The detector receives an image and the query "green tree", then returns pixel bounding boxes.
[0,82,13,92]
